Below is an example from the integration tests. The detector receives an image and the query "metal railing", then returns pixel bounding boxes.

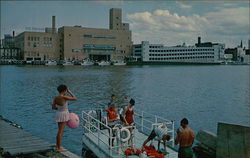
[81,110,135,156]
[81,109,175,157]
[134,111,175,148]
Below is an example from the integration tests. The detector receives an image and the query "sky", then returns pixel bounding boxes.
[1,0,249,48]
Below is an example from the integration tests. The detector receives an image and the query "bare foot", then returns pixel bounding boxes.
[57,146,67,152]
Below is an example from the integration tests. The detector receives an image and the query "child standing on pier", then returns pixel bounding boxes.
[52,85,77,152]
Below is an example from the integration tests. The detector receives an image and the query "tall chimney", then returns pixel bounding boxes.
[198,37,201,45]
[52,16,56,33]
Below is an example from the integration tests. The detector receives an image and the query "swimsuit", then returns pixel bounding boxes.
[125,108,134,125]
[55,102,70,122]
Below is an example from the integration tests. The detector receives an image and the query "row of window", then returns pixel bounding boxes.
[149,52,215,56]
[149,46,162,48]
[134,45,142,49]
[83,34,116,39]
[27,42,52,48]
[83,44,116,50]
[149,49,214,52]
[149,56,214,60]
[26,51,40,57]
[27,36,52,41]
[0,49,19,53]
[72,49,125,54]
[0,52,19,56]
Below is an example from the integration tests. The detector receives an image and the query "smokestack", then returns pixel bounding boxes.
[12,31,15,37]
[52,16,56,33]
[198,37,201,45]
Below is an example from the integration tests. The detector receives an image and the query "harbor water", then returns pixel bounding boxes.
[0,65,249,156]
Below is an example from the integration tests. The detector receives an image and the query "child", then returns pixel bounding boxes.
[123,99,142,146]
[51,85,77,152]
[123,99,142,126]
[106,103,119,148]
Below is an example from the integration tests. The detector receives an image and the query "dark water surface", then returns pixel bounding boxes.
[0,65,249,156]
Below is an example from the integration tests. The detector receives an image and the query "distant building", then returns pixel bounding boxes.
[224,41,249,63]
[224,48,237,61]
[14,31,60,61]
[241,49,250,64]
[2,32,15,48]
[11,8,132,61]
[0,31,21,60]
[0,48,21,60]
[132,37,225,64]
[248,39,250,49]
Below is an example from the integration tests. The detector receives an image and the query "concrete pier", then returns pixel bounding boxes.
[194,122,250,158]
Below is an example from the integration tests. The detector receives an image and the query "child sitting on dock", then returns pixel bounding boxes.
[51,85,77,152]
[142,123,170,152]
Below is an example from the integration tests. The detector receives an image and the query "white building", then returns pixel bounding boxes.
[132,40,225,64]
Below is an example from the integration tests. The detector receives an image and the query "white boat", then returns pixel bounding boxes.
[113,61,126,66]
[45,60,57,66]
[62,61,74,66]
[98,61,110,66]
[81,108,178,158]
[26,60,33,64]
[81,59,94,66]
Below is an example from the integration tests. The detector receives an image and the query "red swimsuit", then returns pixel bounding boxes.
[125,108,134,124]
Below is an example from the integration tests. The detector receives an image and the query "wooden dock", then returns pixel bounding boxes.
[0,119,54,156]
[0,119,80,158]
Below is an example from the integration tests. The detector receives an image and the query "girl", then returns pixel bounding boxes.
[123,99,142,146]
[52,85,77,152]
[123,99,142,126]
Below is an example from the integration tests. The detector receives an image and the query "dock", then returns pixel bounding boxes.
[0,118,80,158]
[81,110,178,158]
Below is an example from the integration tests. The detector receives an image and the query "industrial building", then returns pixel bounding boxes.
[132,37,225,64]
[12,8,132,61]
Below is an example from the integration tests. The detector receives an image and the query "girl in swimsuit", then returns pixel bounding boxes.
[123,99,142,126]
[123,99,142,145]
[51,85,77,152]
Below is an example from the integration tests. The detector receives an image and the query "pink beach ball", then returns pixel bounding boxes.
[67,113,79,129]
